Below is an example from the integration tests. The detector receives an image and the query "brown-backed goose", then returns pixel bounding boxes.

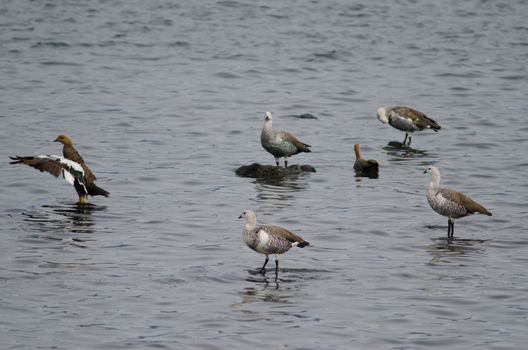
[424,166,491,238]
[10,135,109,204]
[353,144,379,178]
[239,209,309,275]
[261,112,311,168]
[377,106,441,146]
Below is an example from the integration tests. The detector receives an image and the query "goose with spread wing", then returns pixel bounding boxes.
[10,135,109,204]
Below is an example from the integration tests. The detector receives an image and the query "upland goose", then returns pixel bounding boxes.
[261,112,311,167]
[424,166,491,238]
[353,144,379,178]
[239,209,309,275]
[377,106,441,146]
[10,135,109,204]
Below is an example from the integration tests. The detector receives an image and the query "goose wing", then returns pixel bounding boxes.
[10,155,87,193]
[278,131,311,152]
[63,145,97,183]
[438,188,491,216]
[261,225,310,247]
[393,106,441,131]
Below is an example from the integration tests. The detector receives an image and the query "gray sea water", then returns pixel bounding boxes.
[1,0,528,349]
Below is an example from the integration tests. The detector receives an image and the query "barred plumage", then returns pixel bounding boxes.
[377,106,441,146]
[424,166,492,238]
[239,209,309,275]
[261,112,311,168]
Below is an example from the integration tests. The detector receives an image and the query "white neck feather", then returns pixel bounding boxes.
[244,214,257,230]
[429,170,441,189]
[263,118,272,131]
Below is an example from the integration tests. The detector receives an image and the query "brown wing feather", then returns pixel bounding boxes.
[261,225,310,247]
[394,106,441,131]
[458,192,492,216]
[439,188,492,216]
[395,106,427,120]
[282,132,311,153]
[63,145,97,183]
[9,156,63,177]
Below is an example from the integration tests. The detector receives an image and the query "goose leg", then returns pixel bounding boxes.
[284,157,288,168]
[78,195,89,205]
[260,255,269,274]
[402,133,408,145]
[447,219,454,238]
[274,254,280,279]
[407,135,412,146]
[275,158,280,167]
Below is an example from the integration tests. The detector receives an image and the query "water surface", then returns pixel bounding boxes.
[1,0,528,349]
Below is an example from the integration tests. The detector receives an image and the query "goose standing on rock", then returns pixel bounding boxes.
[10,135,109,204]
[353,144,379,178]
[261,112,311,167]
[424,166,492,238]
[239,209,309,276]
[377,106,441,146]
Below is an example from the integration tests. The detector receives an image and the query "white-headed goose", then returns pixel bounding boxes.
[239,209,309,275]
[261,112,311,168]
[424,166,492,238]
[377,106,441,146]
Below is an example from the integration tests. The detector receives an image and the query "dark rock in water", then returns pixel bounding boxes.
[236,163,316,178]
[297,113,318,119]
[284,113,318,120]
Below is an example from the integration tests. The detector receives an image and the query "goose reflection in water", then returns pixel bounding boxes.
[254,171,311,190]
[21,202,104,244]
[253,175,311,208]
[238,285,292,303]
[426,236,489,265]
[383,142,430,160]
[232,284,310,321]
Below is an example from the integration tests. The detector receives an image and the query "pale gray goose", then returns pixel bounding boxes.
[353,144,379,178]
[377,106,441,146]
[239,209,309,275]
[261,112,311,168]
[424,166,492,238]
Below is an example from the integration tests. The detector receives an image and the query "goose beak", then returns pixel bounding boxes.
[423,169,428,174]
[238,215,242,219]
[53,137,60,142]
